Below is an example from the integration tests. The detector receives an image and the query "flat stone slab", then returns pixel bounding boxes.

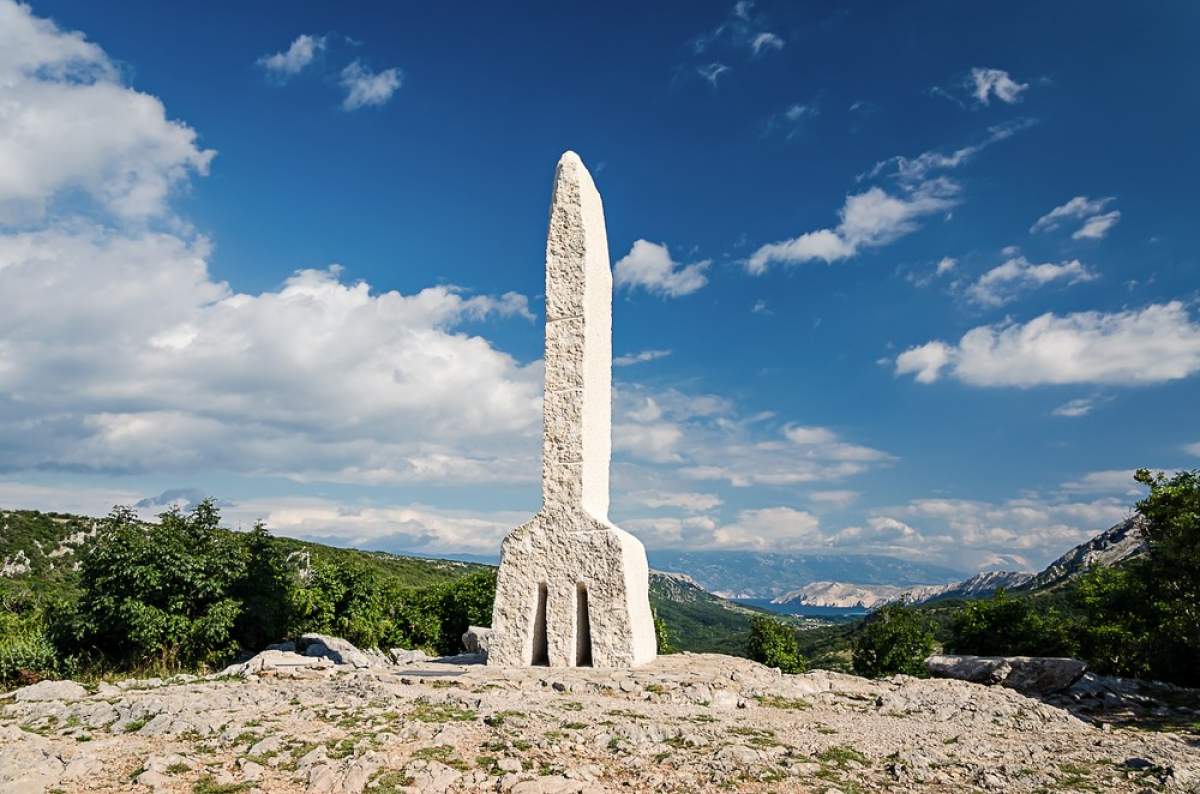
[925,654,1088,694]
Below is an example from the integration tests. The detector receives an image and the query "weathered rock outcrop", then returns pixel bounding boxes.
[925,654,1088,694]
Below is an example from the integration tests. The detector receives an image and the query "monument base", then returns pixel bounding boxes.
[488,515,657,668]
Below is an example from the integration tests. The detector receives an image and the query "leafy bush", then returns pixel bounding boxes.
[947,590,1075,658]
[746,616,806,673]
[0,595,64,686]
[851,604,935,678]
[50,501,247,669]
[653,610,674,655]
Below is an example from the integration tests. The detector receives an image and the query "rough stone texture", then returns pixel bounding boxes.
[2,652,1197,793]
[462,626,494,655]
[299,633,379,669]
[490,152,655,669]
[926,654,1089,694]
[13,679,88,702]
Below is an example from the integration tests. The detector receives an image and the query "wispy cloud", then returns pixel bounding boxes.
[1052,395,1110,418]
[340,61,403,110]
[257,34,326,78]
[970,67,1029,105]
[966,256,1097,307]
[696,62,730,86]
[614,349,673,367]
[1031,195,1120,240]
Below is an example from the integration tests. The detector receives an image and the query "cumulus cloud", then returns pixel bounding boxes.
[969,67,1029,105]
[878,493,1132,570]
[614,349,672,367]
[936,257,957,276]
[339,61,402,110]
[966,256,1097,307]
[1184,441,1200,457]
[895,302,1200,386]
[0,225,542,484]
[0,1,215,223]
[614,240,710,297]
[256,34,326,77]
[1059,470,1148,496]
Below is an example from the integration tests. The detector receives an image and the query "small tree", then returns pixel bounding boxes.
[746,615,806,673]
[852,604,935,678]
[653,609,674,655]
[53,500,246,669]
[231,521,295,652]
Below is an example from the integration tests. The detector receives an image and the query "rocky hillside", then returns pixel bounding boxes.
[1025,514,1146,591]
[770,517,1147,611]
[3,648,1197,793]
[646,550,967,600]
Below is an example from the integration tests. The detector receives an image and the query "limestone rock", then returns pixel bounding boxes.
[298,633,377,668]
[12,679,88,702]
[925,654,1088,694]
[463,626,494,655]
[221,649,335,678]
[490,152,655,669]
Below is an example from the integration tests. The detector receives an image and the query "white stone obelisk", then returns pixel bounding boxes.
[488,151,656,668]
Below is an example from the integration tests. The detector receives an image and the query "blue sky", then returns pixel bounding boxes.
[1,0,1197,573]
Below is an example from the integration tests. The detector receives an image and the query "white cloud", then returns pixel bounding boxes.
[896,302,1200,386]
[883,493,1131,569]
[966,256,1097,307]
[625,490,722,512]
[936,256,957,276]
[969,67,1028,105]
[750,32,784,55]
[339,61,402,110]
[749,122,1031,275]
[709,507,822,550]
[1031,196,1119,241]
[1183,442,1200,457]
[1059,470,1146,496]
[692,2,784,59]
[746,181,958,274]
[809,490,858,508]
[1073,210,1121,240]
[257,34,325,77]
[764,103,817,139]
[0,1,215,223]
[696,62,730,86]
[1052,396,1103,417]
[614,349,672,367]
[866,119,1032,187]
[614,240,710,297]
[0,225,543,485]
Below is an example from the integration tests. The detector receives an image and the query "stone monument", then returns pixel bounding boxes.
[488,152,657,668]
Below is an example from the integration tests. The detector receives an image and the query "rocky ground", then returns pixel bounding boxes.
[2,648,1198,793]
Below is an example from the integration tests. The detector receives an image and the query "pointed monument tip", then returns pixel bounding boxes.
[558,150,583,167]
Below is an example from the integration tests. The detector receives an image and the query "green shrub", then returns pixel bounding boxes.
[851,604,935,678]
[653,610,674,655]
[746,616,806,673]
[947,590,1075,658]
[49,501,247,669]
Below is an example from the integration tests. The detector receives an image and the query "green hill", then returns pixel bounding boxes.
[0,507,784,657]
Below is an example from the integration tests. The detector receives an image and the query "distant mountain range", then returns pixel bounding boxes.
[645,550,969,600]
[767,515,1147,610]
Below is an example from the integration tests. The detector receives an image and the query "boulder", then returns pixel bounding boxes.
[925,654,1087,694]
[297,633,376,668]
[389,647,430,665]
[220,649,335,678]
[12,679,88,702]
[462,626,494,656]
